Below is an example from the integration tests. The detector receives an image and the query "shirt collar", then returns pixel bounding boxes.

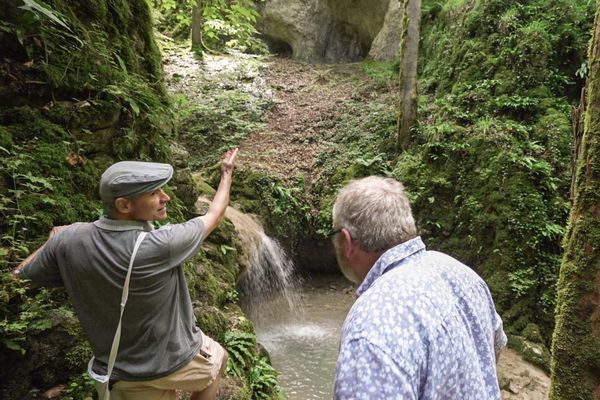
[356,236,426,297]
[93,216,154,232]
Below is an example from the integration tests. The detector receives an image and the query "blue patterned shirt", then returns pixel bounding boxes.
[334,237,507,400]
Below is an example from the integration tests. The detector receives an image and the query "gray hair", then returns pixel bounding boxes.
[332,176,417,252]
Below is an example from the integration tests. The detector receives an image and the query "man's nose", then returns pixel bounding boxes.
[160,189,170,202]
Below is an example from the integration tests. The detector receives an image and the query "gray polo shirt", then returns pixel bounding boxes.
[20,216,206,381]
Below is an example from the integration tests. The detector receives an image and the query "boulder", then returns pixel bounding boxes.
[260,0,400,63]
[369,0,403,60]
[260,0,331,63]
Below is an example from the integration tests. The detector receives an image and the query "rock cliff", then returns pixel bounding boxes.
[259,0,403,62]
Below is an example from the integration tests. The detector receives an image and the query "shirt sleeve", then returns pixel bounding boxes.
[493,311,508,354]
[19,235,62,286]
[334,337,418,400]
[153,217,206,268]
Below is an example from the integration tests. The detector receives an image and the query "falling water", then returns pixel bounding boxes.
[213,201,354,399]
[223,206,303,321]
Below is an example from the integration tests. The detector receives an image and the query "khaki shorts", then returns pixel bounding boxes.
[108,333,226,400]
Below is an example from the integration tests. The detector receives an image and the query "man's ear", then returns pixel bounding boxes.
[341,228,354,259]
[114,197,131,214]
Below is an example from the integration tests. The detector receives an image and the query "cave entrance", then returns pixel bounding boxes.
[264,36,294,58]
[322,22,372,63]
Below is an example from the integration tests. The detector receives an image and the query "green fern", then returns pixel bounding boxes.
[250,357,283,399]
[223,330,286,399]
[224,330,257,377]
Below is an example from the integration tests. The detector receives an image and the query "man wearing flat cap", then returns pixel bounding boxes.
[14,148,239,400]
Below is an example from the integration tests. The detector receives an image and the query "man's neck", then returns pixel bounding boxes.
[354,248,386,283]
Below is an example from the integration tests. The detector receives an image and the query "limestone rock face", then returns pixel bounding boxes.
[260,0,400,63]
[260,0,330,62]
[368,0,403,60]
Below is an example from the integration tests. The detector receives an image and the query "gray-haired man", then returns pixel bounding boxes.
[15,148,239,400]
[331,176,507,399]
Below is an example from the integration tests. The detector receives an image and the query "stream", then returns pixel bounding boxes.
[249,274,355,400]
[243,271,551,400]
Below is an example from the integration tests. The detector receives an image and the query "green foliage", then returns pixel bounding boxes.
[421,0,594,103]
[178,88,267,169]
[249,357,285,400]
[232,170,310,242]
[0,277,30,354]
[0,126,98,265]
[271,182,310,225]
[359,60,398,88]
[225,330,257,377]
[409,0,594,345]
[0,1,178,398]
[152,0,267,54]
[202,0,267,53]
[310,87,398,236]
[0,282,76,355]
[224,330,285,399]
[20,0,72,32]
[4,0,164,95]
[1,151,54,260]
[60,372,95,400]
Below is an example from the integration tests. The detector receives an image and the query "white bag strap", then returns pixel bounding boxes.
[89,231,147,387]
[105,231,147,381]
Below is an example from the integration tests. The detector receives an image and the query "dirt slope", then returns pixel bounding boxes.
[236,58,361,183]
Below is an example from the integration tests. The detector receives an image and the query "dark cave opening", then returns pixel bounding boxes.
[264,36,294,57]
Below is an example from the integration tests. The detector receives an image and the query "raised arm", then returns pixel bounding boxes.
[199,148,238,238]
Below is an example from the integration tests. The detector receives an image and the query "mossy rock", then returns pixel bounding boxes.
[192,175,218,197]
[194,304,229,342]
[522,323,545,344]
[508,335,551,373]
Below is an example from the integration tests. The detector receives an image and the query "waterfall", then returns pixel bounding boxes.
[223,205,303,322]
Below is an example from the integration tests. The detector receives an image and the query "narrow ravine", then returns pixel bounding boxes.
[162,45,551,400]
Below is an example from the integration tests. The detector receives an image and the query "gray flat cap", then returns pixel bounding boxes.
[99,161,173,202]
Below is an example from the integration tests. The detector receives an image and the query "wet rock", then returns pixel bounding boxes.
[294,238,338,273]
[260,0,330,62]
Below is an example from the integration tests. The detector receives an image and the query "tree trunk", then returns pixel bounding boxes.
[549,1,600,398]
[396,0,421,152]
[191,0,203,55]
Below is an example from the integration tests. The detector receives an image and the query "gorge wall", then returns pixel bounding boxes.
[259,0,402,63]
